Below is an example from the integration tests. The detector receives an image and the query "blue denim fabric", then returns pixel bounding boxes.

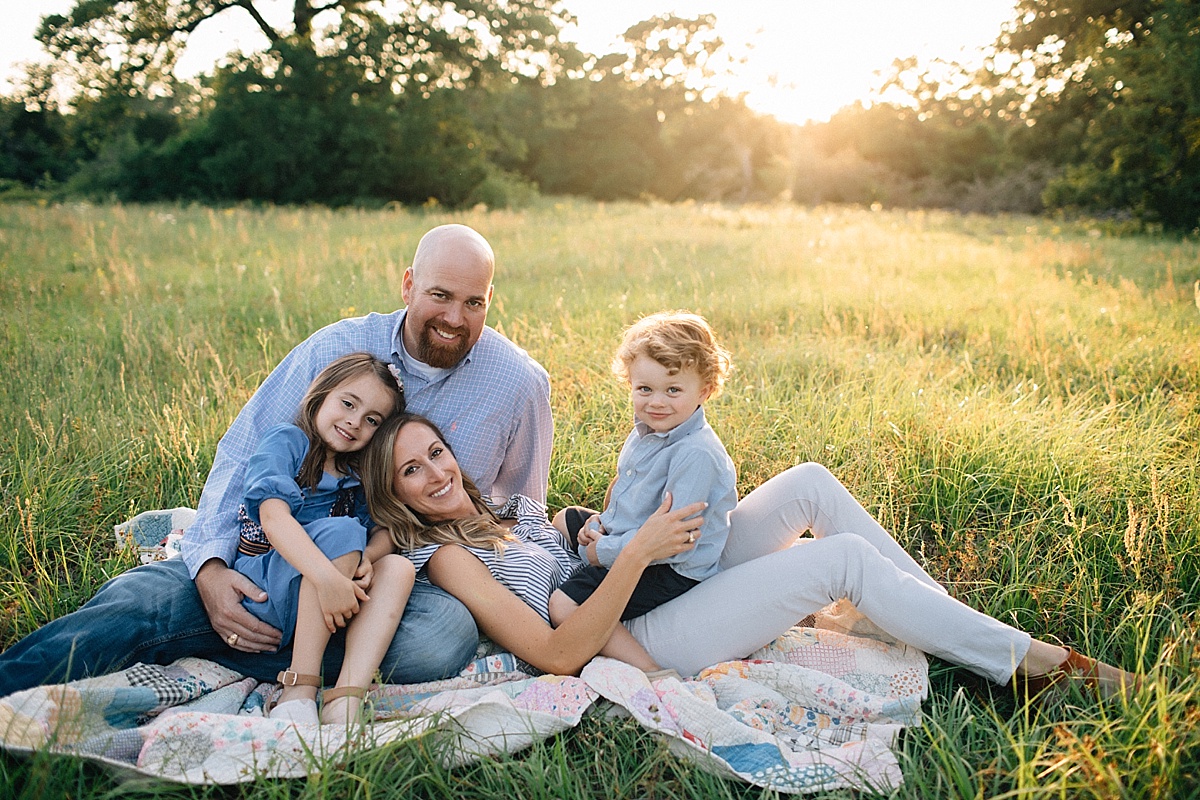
[0,558,478,696]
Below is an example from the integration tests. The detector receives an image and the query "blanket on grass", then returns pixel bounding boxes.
[0,508,928,793]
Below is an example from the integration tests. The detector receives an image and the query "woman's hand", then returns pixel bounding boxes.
[624,492,706,564]
[313,569,369,633]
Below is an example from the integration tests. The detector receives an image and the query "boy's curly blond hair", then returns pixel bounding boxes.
[611,311,732,398]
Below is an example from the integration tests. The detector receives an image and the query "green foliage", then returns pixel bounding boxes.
[466,167,541,209]
[488,77,790,202]
[779,0,1200,226]
[1037,2,1200,229]
[6,2,1198,221]
[61,43,496,205]
[7,6,795,208]
[1001,0,1200,229]
[0,99,73,187]
[1003,0,1160,79]
[792,99,1051,213]
[36,0,574,97]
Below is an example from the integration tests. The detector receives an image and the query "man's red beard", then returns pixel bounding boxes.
[415,320,472,368]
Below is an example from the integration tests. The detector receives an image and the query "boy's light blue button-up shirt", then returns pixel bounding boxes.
[592,406,736,581]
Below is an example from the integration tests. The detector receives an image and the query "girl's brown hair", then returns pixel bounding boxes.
[295,352,404,489]
[361,413,514,553]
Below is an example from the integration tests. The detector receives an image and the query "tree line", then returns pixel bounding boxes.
[2,0,1196,230]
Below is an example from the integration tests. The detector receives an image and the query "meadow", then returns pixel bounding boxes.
[0,200,1197,799]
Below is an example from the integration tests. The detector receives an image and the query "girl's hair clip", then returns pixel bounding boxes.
[387,363,405,392]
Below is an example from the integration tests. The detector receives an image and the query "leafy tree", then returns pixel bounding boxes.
[805,57,1038,212]
[35,0,574,96]
[601,13,727,93]
[496,14,785,202]
[9,5,796,208]
[999,0,1200,228]
[84,41,491,205]
[0,99,72,187]
[1002,0,1159,82]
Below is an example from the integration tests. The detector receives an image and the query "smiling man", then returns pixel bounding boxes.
[402,226,495,368]
[0,224,553,695]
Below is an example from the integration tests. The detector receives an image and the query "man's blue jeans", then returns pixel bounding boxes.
[0,558,479,696]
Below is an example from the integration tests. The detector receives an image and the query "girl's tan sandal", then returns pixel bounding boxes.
[269,670,324,724]
[320,685,374,729]
[276,669,322,688]
[321,685,369,702]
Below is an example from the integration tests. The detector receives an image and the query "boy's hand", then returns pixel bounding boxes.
[577,514,605,547]
[314,571,370,633]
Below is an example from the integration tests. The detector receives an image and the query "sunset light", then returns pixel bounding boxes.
[564,0,1017,124]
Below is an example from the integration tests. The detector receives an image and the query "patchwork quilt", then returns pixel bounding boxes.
[0,509,928,793]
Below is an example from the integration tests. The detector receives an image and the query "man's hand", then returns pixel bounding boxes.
[195,559,283,653]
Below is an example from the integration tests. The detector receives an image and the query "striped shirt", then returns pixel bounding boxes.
[181,310,553,578]
[404,496,584,623]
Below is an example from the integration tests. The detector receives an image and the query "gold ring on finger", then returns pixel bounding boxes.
[227,632,239,646]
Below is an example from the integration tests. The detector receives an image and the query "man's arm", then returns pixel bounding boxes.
[491,371,554,502]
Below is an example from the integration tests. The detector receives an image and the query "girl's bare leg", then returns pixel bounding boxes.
[321,555,415,725]
[276,552,361,709]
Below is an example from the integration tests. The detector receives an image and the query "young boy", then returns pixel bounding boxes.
[548,311,737,673]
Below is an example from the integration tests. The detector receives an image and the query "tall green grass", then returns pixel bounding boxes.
[1,200,1197,798]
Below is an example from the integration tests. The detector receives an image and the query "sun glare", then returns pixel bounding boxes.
[566,0,1018,124]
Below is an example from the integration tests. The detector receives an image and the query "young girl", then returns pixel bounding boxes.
[232,352,412,726]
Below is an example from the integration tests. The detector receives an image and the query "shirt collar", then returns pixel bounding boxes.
[633,405,707,443]
[392,308,478,377]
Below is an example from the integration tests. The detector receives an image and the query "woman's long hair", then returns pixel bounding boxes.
[294,352,405,489]
[361,413,513,553]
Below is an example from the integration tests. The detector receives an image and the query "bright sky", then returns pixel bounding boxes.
[1,0,1017,124]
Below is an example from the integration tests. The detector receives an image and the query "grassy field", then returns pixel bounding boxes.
[1,200,1197,798]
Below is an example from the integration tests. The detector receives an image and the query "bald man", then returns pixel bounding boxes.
[0,224,553,694]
